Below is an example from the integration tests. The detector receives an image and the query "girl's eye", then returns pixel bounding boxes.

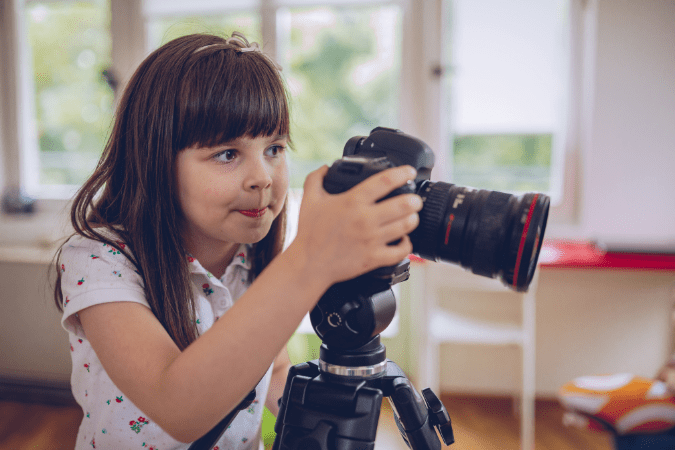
[214,149,237,163]
[265,145,285,157]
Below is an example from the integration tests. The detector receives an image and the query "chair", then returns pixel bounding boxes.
[404,260,539,450]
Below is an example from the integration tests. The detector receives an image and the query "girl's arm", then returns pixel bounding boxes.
[266,347,292,416]
[78,165,422,442]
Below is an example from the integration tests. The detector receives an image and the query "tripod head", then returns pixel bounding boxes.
[309,258,409,351]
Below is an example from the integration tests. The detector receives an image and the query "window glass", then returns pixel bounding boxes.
[147,13,260,49]
[446,0,567,194]
[280,4,403,188]
[25,0,113,187]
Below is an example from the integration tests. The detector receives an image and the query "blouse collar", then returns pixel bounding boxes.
[187,243,252,276]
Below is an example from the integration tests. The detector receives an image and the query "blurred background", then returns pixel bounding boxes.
[1,0,674,448]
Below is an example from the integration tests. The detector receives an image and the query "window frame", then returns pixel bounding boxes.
[0,0,585,249]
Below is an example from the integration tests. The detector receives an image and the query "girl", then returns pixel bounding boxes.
[54,32,422,449]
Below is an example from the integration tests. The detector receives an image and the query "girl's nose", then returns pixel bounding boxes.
[246,157,273,190]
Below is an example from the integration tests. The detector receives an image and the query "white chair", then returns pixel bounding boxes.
[404,260,539,450]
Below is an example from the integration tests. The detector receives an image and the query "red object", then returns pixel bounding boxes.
[539,239,675,271]
[512,194,540,288]
[408,240,675,271]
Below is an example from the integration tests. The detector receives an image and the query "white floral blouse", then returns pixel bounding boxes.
[60,233,271,450]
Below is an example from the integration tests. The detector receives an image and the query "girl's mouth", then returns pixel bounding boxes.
[238,208,267,218]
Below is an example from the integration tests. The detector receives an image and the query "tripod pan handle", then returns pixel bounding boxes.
[422,388,454,446]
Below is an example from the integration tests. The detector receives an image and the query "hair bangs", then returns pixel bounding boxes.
[176,46,290,151]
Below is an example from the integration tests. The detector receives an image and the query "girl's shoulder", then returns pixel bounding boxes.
[60,229,134,266]
[59,230,148,338]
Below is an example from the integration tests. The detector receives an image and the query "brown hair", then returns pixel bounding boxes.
[53,33,290,350]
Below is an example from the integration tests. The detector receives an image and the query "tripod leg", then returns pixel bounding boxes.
[382,366,454,449]
[272,363,318,450]
[386,378,442,450]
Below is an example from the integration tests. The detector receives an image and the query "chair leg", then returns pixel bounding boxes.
[520,276,537,450]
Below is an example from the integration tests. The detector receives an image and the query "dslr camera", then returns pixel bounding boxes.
[311,127,550,350]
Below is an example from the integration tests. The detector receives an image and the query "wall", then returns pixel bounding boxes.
[0,261,72,384]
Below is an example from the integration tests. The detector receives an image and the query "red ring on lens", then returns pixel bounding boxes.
[512,194,539,289]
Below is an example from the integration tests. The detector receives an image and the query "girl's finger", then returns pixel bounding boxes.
[302,165,330,195]
[371,235,414,267]
[371,193,423,227]
[373,212,420,244]
[350,165,417,203]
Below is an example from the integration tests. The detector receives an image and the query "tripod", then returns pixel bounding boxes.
[271,260,454,450]
[271,336,454,450]
[190,259,454,450]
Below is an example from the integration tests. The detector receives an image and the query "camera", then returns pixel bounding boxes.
[323,127,550,292]
[311,127,550,350]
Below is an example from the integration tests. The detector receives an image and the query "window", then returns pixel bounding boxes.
[147,11,261,51]
[24,0,113,195]
[445,0,569,199]
[1,0,579,248]
[280,4,402,187]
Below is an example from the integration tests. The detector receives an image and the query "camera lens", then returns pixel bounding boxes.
[410,181,550,291]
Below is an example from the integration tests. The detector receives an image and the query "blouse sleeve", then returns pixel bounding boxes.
[59,235,149,338]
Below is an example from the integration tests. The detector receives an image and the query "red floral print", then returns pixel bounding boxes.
[130,416,150,433]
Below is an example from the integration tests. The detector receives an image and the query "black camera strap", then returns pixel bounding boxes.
[187,388,257,450]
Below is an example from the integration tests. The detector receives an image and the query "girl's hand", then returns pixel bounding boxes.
[289,164,423,288]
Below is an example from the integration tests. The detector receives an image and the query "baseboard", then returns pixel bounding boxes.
[0,376,77,406]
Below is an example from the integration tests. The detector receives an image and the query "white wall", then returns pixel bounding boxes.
[0,261,72,383]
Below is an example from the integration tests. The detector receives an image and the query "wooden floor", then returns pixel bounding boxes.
[0,395,614,450]
[377,395,614,450]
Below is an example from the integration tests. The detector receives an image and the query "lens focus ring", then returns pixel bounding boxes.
[412,181,453,261]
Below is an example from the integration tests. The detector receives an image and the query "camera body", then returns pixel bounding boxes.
[323,126,433,198]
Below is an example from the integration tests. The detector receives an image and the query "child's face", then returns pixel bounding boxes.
[175,133,289,253]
